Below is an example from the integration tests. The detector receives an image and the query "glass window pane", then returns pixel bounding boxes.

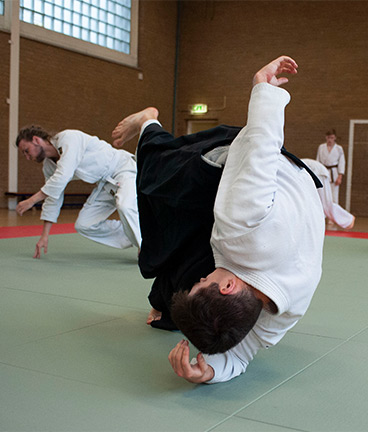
[54,6,63,20]
[98,33,106,46]
[20,0,133,54]
[44,16,53,29]
[73,0,82,13]
[90,18,98,31]
[82,3,89,15]
[106,37,113,49]
[23,9,33,23]
[72,25,80,38]
[23,0,34,9]
[72,12,81,25]
[81,15,89,28]
[64,9,71,22]
[34,12,43,26]
[81,28,89,41]
[63,22,71,35]
[34,0,43,13]
[44,2,53,16]
[54,19,62,32]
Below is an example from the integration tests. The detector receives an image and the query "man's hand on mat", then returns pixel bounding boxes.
[33,236,48,259]
[253,55,298,87]
[168,340,214,384]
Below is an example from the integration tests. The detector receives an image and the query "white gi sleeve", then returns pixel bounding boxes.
[201,329,263,383]
[40,194,64,223]
[213,83,291,235]
[41,131,87,200]
[337,146,345,175]
[40,159,64,222]
[316,145,323,164]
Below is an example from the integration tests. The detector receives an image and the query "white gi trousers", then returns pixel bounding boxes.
[318,179,353,228]
[302,159,353,229]
[74,163,141,249]
[330,182,340,205]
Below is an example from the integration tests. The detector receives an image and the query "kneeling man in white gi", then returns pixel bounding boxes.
[169,56,325,384]
[16,127,141,258]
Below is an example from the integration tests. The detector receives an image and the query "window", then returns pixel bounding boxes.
[2,0,138,67]
[20,0,132,54]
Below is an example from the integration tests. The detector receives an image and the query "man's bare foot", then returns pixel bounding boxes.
[147,308,162,325]
[346,216,355,230]
[112,107,159,148]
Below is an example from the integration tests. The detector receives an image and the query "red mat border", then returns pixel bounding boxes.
[0,223,76,239]
[324,230,368,239]
[0,224,367,240]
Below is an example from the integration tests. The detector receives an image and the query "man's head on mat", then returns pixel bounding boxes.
[171,267,269,354]
[16,125,52,163]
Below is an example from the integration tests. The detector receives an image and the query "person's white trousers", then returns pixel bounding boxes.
[75,161,141,249]
[319,178,353,228]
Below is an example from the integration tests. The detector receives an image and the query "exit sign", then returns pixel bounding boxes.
[190,104,208,114]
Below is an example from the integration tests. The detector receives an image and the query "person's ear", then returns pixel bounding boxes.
[32,136,43,146]
[219,278,237,295]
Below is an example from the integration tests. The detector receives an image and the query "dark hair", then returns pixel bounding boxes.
[171,282,263,354]
[16,125,52,147]
[325,129,336,136]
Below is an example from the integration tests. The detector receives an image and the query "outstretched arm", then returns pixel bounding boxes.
[253,55,298,87]
[213,57,295,235]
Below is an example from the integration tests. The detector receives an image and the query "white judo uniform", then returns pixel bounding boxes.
[316,142,345,204]
[41,129,141,249]
[302,159,354,229]
[199,83,325,383]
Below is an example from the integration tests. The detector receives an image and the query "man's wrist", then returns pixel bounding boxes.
[253,72,267,86]
[205,365,215,382]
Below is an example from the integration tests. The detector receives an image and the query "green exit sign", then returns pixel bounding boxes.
[190,104,208,114]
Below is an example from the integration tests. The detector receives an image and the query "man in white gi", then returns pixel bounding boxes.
[16,127,141,258]
[168,56,325,384]
[316,130,345,205]
[302,159,355,229]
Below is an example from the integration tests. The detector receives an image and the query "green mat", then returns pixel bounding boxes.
[1,234,367,431]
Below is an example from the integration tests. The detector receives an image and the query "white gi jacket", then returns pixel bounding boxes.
[316,142,345,183]
[202,84,325,383]
[41,130,136,223]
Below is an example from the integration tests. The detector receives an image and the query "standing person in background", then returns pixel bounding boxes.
[16,126,141,258]
[316,129,345,205]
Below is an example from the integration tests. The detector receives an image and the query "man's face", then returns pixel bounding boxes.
[18,138,46,163]
[326,134,336,146]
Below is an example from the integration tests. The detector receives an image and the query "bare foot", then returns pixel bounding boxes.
[346,216,355,230]
[147,308,162,325]
[112,107,159,148]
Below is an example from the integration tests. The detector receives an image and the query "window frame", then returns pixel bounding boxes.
[0,0,139,67]
[0,0,10,29]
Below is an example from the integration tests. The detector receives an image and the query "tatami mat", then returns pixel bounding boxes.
[0,233,367,431]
